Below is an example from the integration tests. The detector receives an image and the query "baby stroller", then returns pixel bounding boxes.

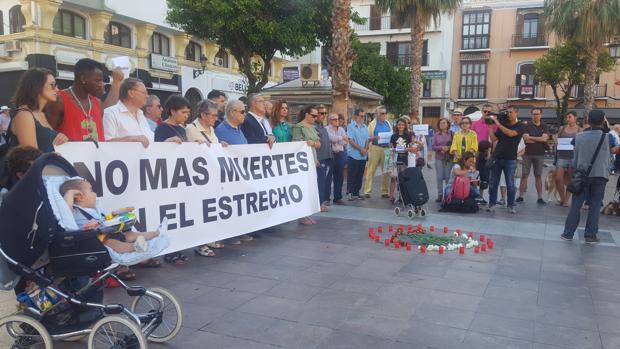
[0,153,182,348]
[394,165,430,219]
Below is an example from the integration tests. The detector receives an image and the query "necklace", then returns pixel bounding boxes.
[68,87,95,139]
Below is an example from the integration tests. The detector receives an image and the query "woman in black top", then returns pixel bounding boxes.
[388,118,417,203]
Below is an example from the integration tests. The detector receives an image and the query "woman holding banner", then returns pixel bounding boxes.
[270,100,292,143]
[292,105,321,225]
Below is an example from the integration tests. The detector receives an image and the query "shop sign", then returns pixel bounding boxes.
[151,54,178,73]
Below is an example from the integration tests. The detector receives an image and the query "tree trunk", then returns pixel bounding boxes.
[409,18,424,121]
[550,84,562,124]
[329,0,355,123]
[583,48,598,121]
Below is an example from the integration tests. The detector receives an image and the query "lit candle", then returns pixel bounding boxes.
[378,226,383,233]
[459,246,464,254]
[385,239,390,246]
[406,243,412,251]
[481,244,487,252]
[420,245,427,253]
[388,225,393,232]
[474,246,480,253]
[438,246,445,254]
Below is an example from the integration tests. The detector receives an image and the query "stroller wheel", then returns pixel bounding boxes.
[0,314,52,349]
[87,315,147,349]
[130,287,183,343]
[419,209,427,217]
[394,206,401,217]
[414,207,420,216]
[407,209,415,220]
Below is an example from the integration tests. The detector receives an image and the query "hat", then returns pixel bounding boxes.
[588,109,605,125]
[0,106,8,111]
[452,109,463,115]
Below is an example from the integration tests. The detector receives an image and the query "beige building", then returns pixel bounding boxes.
[450,0,620,122]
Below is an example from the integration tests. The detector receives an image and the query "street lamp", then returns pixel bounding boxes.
[193,54,207,79]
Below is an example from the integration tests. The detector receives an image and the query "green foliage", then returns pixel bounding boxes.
[375,0,462,26]
[350,38,411,115]
[166,0,331,93]
[535,41,615,121]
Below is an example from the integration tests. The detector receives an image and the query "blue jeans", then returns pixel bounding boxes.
[317,159,332,204]
[489,159,517,207]
[347,157,366,197]
[563,178,607,238]
[326,151,346,201]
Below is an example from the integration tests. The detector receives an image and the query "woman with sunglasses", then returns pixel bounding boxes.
[449,116,478,163]
[292,105,322,225]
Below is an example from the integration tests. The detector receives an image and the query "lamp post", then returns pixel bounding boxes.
[193,54,207,79]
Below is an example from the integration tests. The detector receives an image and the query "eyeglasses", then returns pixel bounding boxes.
[319,112,327,115]
[532,113,541,116]
[310,114,319,118]
[234,109,246,114]
[132,89,148,95]
[483,110,491,114]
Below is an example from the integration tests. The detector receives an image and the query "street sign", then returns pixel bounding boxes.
[422,71,447,80]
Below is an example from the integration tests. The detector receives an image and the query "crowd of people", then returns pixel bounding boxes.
[1,60,619,286]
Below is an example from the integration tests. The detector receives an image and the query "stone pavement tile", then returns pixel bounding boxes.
[221,275,282,294]
[460,332,533,349]
[410,304,476,329]
[339,311,411,338]
[285,270,342,288]
[476,298,539,321]
[590,287,620,304]
[535,305,598,331]
[533,323,602,349]
[188,270,246,288]
[180,285,258,310]
[259,318,333,349]
[183,303,231,330]
[601,332,620,349]
[328,277,384,295]
[397,320,467,349]
[594,300,620,317]
[419,289,482,312]
[203,311,284,342]
[448,259,498,274]
[291,304,354,329]
[266,282,324,302]
[305,260,358,276]
[597,315,620,335]
[444,268,494,285]
[483,285,538,304]
[392,272,487,297]
[235,295,305,319]
[495,260,541,280]
[532,344,569,349]
[173,330,281,349]
[488,274,540,292]
[206,260,296,280]
[307,289,369,309]
[356,292,418,320]
[316,330,394,349]
[349,258,409,282]
[469,313,535,341]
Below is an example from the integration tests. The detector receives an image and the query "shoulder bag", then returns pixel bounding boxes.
[567,132,606,195]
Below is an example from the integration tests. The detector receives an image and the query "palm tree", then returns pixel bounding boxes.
[329,0,356,121]
[545,0,620,117]
[375,0,461,120]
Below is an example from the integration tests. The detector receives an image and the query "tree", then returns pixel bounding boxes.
[375,0,461,120]
[544,0,620,117]
[351,39,411,115]
[535,41,614,123]
[328,0,356,120]
[166,0,331,93]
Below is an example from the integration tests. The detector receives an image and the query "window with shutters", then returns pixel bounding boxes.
[150,32,170,56]
[9,5,25,34]
[214,48,229,68]
[53,10,86,39]
[105,22,131,48]
[462,10,490,50]
[386,40,428,67]
[185,41,202,61]
[459,62,487,99]
[423,79,432,98]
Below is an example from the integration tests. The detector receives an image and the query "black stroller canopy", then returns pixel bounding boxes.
[0,153,77,269]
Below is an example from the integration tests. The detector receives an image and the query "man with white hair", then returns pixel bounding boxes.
[215,100,248,145]
[143,95,162,131]
[363,107,392,198]
[240,93,275,147]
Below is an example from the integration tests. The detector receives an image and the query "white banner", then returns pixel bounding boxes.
[55,142,319,254]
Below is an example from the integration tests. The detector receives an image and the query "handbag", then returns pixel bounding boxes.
[567,132,606,195]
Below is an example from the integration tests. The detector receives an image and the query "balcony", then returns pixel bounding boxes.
[512,34,548,48]
[386,53,428,67]
[352,16,409,31]
[570,84,608,99]
[508,84,546,99]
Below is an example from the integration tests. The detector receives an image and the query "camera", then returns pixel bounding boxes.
[485,109,509,125]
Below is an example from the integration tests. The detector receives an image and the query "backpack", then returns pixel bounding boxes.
[440,197,479,213]
[447,176,470,203]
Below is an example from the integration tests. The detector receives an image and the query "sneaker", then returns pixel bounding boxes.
[486,205,495,212]
[346,193,354,201]
[585,236,600,245]
[497,199,506,206]
[560,233,573,241]
[333,199,346,205]
[364,194,371,198]
[508,206,517,214]
[357,195,365,200]
[537,198,546,205]
[516,197,524,203]
[239,234,253,241]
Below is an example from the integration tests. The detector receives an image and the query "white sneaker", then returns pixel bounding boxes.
[133,236,148,252]
[508,206,517,214]
[486,205,495,212]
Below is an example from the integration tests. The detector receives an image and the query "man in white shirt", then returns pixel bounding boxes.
[103,78,153,148]
[240,93,275,147]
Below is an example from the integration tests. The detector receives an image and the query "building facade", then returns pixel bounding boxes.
[351,0,456,126]
[450,0,620,123]
[0,0,284,109]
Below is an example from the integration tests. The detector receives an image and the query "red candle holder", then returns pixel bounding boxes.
[474,246,480,253]
[400,224,405,231]
[443,226,448,233]
[479,234,485,242]
[438,246,445,254]
[394,241,400,249]
[417,224,422,230]
[481,244,487,252]
[378,226,383,233]
[420,245,427,253]
[390,236,395,243]
[430,225,435,232]
[369,228,374,235]
[374,235,380,243]
[456,228,461,234]
[459,246,465,254]
[388,225,393,232]
[467,232,473,238]
[406,243,412,251]
[487,239,494,249]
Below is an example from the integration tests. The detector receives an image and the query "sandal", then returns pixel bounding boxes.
[207,241,224,249]
[299,217,312,225]
[194,245,216,257]
[116,267,136,281]
[164,253,188,265]
[135,258,162,268]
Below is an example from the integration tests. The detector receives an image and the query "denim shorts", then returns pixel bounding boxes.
[556,158,573,168]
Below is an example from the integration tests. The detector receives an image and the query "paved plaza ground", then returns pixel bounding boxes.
[1,164,619,348]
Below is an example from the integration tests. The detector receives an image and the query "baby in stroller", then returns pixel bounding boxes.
[60,178,159,254]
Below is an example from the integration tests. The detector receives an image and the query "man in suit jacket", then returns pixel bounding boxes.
[240,93,275,148]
